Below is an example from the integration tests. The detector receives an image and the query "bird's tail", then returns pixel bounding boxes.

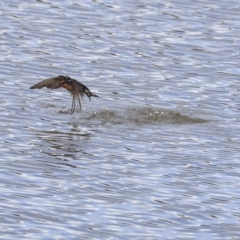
[84,89,103,100]
[91,93,106,100]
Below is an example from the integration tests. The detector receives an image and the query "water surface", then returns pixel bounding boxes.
[1,0,240,239]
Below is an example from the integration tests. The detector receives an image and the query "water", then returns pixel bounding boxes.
[1,0,240,239]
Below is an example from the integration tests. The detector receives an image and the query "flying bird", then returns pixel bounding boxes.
[30,75,98,114]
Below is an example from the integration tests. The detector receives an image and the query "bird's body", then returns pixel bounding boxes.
[30,75,98,114]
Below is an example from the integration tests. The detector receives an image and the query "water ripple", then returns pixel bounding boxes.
[1,0,240,239]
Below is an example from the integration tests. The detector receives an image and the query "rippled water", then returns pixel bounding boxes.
[1,0,240,239]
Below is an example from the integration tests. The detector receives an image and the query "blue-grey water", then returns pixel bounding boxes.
[1,0,240,239]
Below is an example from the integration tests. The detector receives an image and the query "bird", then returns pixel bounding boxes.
[30,75,98,114]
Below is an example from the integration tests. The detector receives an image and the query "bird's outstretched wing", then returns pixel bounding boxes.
[30,76,65,89]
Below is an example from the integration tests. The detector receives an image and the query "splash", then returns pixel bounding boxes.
[84,107,207,125]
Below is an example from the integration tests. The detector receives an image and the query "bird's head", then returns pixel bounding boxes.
[59,76,73,91]
[59,76,73,86]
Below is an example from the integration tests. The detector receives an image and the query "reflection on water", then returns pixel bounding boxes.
[33,126,93,161]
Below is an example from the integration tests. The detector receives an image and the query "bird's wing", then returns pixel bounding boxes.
[30,76,64,89]
[72,80,96,99]
[71,80,89,97]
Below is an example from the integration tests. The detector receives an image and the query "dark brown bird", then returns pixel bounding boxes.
[30,75,98,114]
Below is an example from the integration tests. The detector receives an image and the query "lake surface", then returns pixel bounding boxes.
[1,0,240,239]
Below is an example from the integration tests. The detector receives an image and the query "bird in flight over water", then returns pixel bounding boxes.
[30,75,98,114]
